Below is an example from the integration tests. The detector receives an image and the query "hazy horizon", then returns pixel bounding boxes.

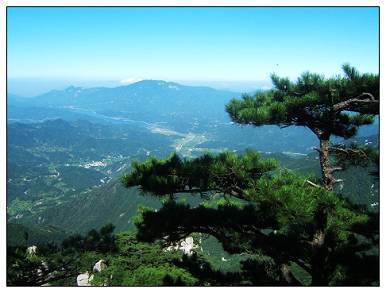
[7,77,273,97]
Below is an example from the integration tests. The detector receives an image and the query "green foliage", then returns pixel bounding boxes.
[122,150,277,197]
[7,243,77,286]
[124,149,378,285]
[7,225,205,286]
[124,151,369,242]
[62,223,117,253]
[226,65,378,139]
[225,64,378,190]
[7,224,118,286]
[7,223,68,247]
[92,233,198,286]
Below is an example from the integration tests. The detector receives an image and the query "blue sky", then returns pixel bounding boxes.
[7,7,379,94]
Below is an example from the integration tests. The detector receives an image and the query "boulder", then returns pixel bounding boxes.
[93,259,107,273]
[180,237,196,256]
[26,245,38,256]
[77,272,94,286]
[165,236,198,256]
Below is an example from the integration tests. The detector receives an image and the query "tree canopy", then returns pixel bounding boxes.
[226,64,378,131]
[123,150,378,285]
[226,64,379,189]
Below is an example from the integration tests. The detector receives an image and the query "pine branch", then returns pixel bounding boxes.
[328,166,343,173]
[306,180,322,188]
[333,93,378,112]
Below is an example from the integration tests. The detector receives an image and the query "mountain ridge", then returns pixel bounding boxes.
[8,79,240,101]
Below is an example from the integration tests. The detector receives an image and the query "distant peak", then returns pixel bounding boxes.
[65,86,83,92]
[119,79,181,89]
[119,77,144,85]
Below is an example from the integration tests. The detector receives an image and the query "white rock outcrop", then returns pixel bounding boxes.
[93,259,107,273]
[76,260,107,286]
[77,272,94,286]
[179,237,196,255]
[165,236,198,256]
[26,245,38,255]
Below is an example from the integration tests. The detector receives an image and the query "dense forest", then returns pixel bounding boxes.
[7,65,379,286]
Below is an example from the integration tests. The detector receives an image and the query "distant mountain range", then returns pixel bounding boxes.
[8,80,238,130]
[8,79,378,148]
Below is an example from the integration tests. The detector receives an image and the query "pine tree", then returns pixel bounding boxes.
[226,64,379,189]
[122,151,378,285]
[122,65,379,286]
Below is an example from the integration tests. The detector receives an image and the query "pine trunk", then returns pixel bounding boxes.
[310,230,328,286]
[310,207,328,286]
[319,138,333,190]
